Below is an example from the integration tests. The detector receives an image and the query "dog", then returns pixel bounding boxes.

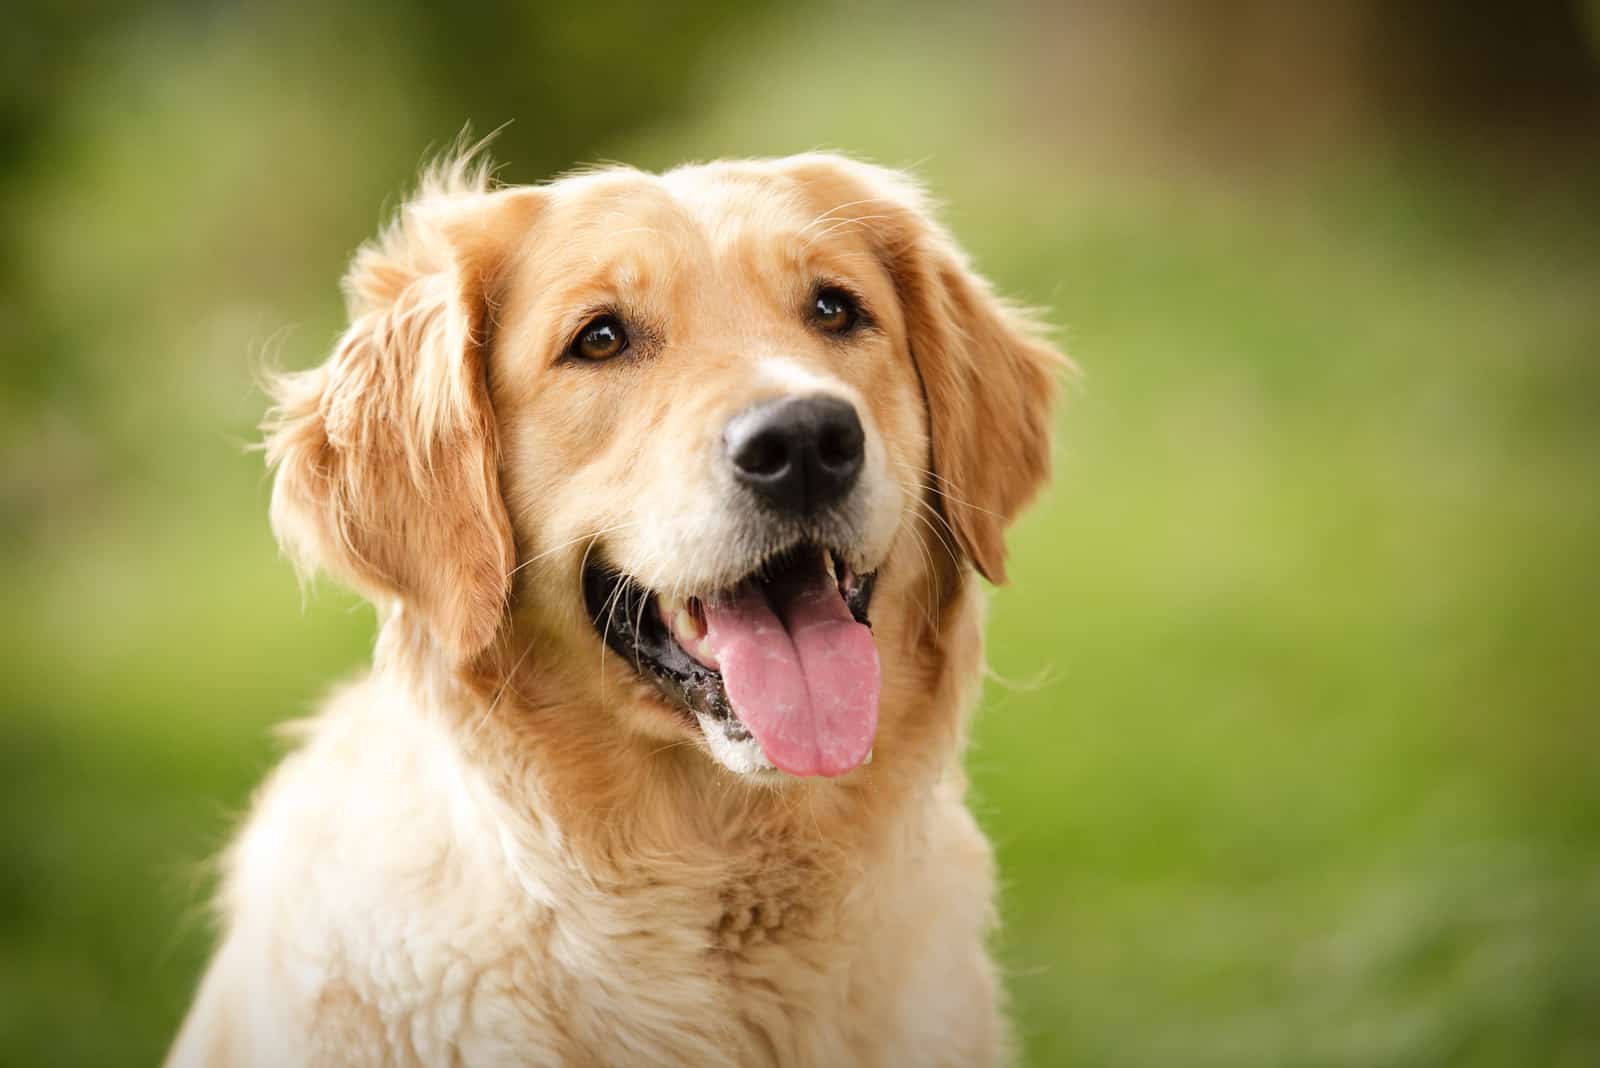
[167,149,1064,1067]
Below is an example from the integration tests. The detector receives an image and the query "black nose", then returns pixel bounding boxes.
[725,395,865,516]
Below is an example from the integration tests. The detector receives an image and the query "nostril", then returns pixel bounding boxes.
[733,428,790,479]
[816,419,864,471]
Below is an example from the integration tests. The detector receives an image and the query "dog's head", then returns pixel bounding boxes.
[266,152,1062,780]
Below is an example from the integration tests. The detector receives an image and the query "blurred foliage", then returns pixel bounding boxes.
[3,2,1599,1066]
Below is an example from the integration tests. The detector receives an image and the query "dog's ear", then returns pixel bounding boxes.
[781,155,1068,584]
[264,161,542,661]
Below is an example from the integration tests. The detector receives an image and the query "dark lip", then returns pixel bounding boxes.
[582,542,877,731]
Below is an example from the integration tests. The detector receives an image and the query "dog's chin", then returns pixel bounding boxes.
[582,541,879,779]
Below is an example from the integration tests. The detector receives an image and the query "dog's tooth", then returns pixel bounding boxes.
[863,748,873,765]
[822,549,836,579]
[660,593,694,633]
[692,635,719,668]
[673,606,703,643]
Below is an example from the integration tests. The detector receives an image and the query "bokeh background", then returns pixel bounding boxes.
[4,2,1599,1065]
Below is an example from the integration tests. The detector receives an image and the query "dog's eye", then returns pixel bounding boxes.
[811,287,861,334]
[569,316,628,361]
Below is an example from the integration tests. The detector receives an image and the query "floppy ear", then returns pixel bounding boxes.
[263,161,541,661]
[782,155,1068,584]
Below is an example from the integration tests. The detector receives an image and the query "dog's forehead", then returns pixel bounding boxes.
[542,165,812,254]
[659,165,811,251]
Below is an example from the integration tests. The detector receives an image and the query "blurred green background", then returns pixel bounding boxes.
[4,2,1599,1065]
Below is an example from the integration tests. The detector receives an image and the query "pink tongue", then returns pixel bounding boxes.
[701,567,879,777]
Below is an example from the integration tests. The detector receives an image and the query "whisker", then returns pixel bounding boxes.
[796,196,901,236]
[469,637,536,746]
[596,563,632,708]
[909,497,961,569]
[800,214,895,250]
[648,736,701,760]
[506,519,646,580]
[892,511,942,635]
[906,509,962,628]
[893,459,1006,522]
[630,577,651,666]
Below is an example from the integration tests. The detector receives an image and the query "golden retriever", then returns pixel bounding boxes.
[168,149,1063,1067]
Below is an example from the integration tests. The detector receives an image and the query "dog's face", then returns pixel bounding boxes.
[490,165,931,777]
[266,154,1061,780]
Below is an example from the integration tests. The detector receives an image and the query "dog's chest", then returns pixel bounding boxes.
[504,874,868,1066]
[281,758,1001,1065]
[391,849,972,1068]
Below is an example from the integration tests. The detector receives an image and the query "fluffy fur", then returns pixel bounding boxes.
[169,151,1064,1067]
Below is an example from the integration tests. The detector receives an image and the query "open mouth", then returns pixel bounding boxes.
[583,543,879,778]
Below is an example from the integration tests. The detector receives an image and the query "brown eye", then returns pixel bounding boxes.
[570,315,628,360]
[811,287,860,334]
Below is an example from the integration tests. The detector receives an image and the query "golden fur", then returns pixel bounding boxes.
[169,151,1064,1067]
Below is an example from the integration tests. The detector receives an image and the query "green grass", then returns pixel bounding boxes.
[4,6,1599,1065]
[972,165,1600,1067]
